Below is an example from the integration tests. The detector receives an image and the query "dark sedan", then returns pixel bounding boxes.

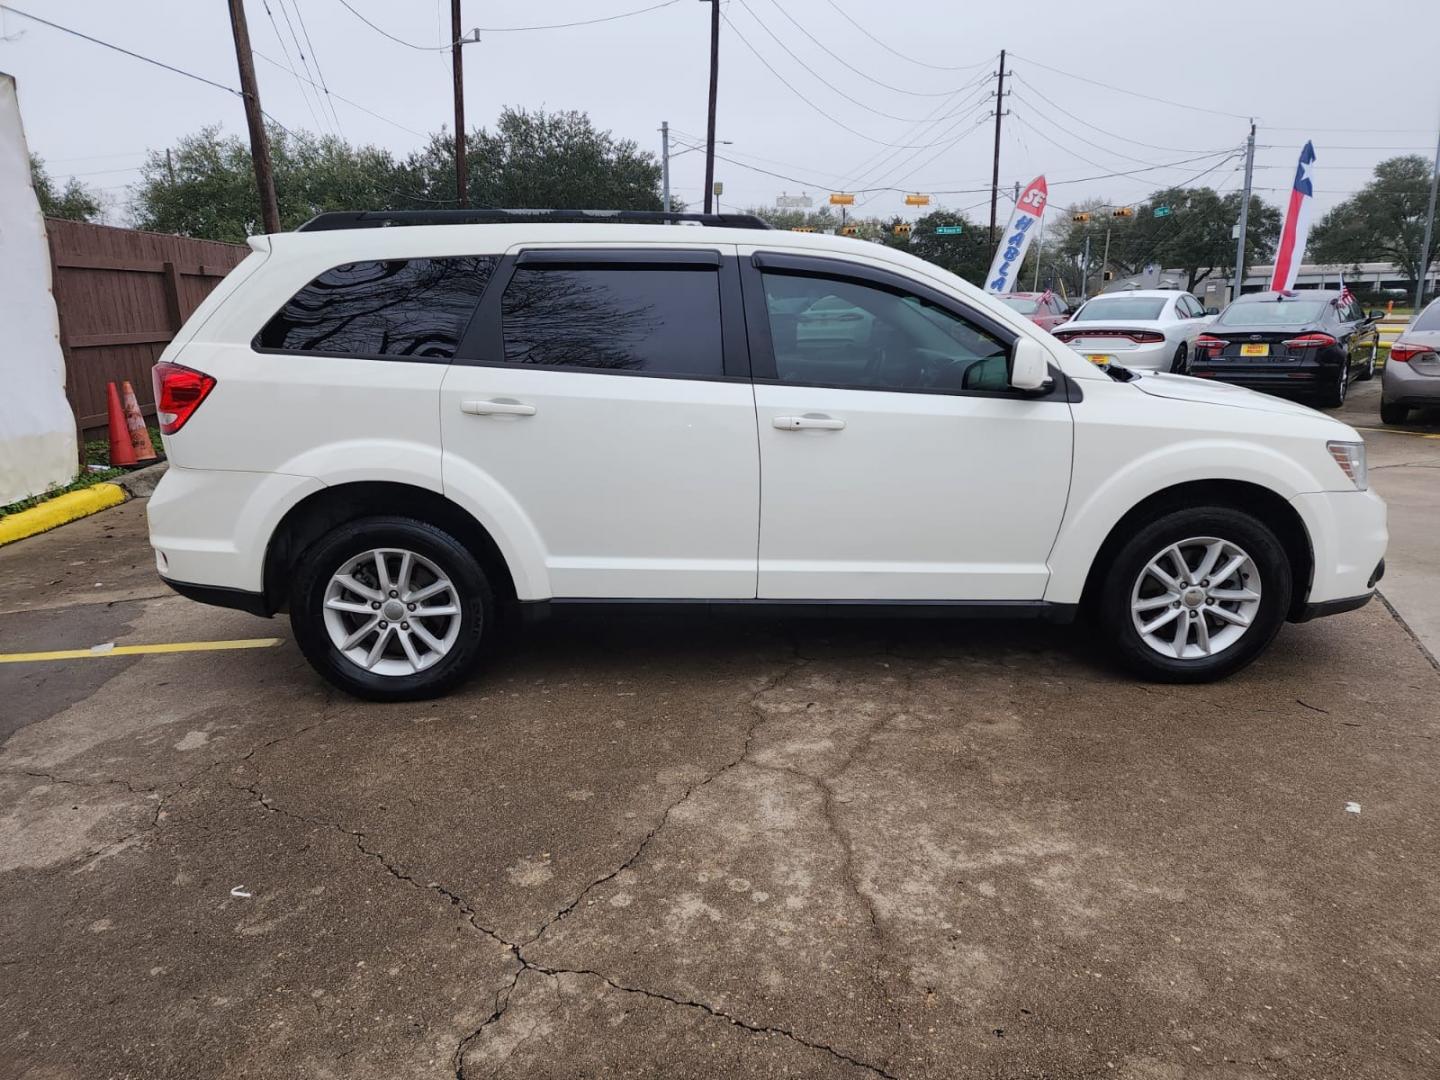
[1189,290,1382,408]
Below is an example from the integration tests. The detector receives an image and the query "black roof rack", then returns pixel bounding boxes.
[295,209,773,232]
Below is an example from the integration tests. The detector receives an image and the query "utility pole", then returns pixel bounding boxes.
[451,0,467,207]
[1100,226,1111,290]
[1031,212,1045,291]
[226,0,280,234]
[1081,232,1091,298]
[702,0,720,214]
[660,121,671,213]
[1232,119,1256,302]
[165,148,175,185]
[1415,120,1440,310]
[988,49,1007,254]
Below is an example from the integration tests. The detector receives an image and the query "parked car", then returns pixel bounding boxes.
[1051,289,1215,373]
[1190,290,1382,408]
[1381,298,1440,424]
[996,291,1069,331]
[147,209,1386,700]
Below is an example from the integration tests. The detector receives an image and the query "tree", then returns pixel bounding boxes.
[906,209,991,286]
[1311,155,1435,293]
[30,155,102,222]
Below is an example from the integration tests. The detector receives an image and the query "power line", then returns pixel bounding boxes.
[278,0,343,134]
[731,0,941,123]
[855,109,993,205]
[253,49,426,136]
[261,0,329,135]
[841,68,994,189]
[333,0,454,49]
[0,4,295,134]
[823,0,993,72]
[1010,94,1165,168]
[333,0,684,48]
[290,0,345,132]
[762,0,978,98]
[1009,52,1251,121]
[1011,73,1228,155]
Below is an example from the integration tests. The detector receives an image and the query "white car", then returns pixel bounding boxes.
[1054,288,1216,373]
[147,210,1386,700]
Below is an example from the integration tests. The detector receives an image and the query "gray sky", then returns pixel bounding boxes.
[2,0,1437,228]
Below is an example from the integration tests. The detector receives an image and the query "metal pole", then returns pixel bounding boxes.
[661,121,671,213]
[1081,232,1091,298]
[226,0,280,234]
[1100,226,1111,290]
[1232,120,1256,301]
[988,48,1006,254]
[451,0,467,207]
[1032,212,1045,291]
[703,0,719,214]
[1415,121,1440,310]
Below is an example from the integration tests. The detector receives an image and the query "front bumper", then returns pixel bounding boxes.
[1288,488,1388,613]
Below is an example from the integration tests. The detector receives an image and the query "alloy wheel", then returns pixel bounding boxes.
[1130,537,1262,660]
[322,548,464,676]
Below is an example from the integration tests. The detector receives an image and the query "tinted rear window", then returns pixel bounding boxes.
[1216,300,1327,326]
[999,297,1039,314]
[1074,297,1166,321]
[258,257,495,359]
[1412,302,1440,332]
[500,266,723,377]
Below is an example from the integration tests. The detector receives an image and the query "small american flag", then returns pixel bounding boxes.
[1336,272,1355,308]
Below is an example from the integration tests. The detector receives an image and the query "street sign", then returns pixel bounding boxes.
[829,193,855,206]
[904,193,930,206]
[1153,206,1172,218]
[933,224,964,235]
[776,193,812,209]
[712,181,724,196]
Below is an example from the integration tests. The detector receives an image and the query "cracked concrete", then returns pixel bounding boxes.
[4,479,1440,1078]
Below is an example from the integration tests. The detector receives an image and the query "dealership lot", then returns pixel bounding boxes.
[1,384,1438,1079]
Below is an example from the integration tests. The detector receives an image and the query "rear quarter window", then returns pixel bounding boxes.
[256,256,496,359]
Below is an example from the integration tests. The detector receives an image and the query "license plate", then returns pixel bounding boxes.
[1086,353,1111,366]
[1240,343,1269,357]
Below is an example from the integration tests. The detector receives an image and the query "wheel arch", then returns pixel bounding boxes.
[1077,479,1314,621]
[261,482,518,615]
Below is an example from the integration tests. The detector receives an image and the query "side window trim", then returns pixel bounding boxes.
[741,250,1065,401]
[453,250,751,381]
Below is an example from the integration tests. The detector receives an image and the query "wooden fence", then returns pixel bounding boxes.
[46,219,248,438]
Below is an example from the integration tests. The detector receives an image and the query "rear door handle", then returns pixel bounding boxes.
[772,415,845,431]
[461,399,536,417]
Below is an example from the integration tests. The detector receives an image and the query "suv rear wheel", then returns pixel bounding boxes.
[1098,507,1291,683]
[289,516,493,701]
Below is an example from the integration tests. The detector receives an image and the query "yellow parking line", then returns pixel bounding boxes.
[0,638,283,664]
[1352,426,1440,439]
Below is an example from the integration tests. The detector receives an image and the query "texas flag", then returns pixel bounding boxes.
[1269,141,1316,292]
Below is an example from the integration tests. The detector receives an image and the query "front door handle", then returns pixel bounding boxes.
[461,399,536,417]
[773,414,845,431]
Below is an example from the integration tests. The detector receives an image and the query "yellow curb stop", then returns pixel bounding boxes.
[0,483,127,547]
[0,638,283,664]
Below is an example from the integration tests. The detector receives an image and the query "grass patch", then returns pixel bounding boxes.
[1,466,126,519]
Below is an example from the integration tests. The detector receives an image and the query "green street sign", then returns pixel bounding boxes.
[1153,206,1173,218]
[933,225,964,235]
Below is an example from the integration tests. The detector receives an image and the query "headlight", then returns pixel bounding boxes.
[1326,440,1368,491]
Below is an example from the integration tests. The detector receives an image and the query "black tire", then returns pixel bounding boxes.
[1357,344,1377,382]
[289,516,494,701]
[1097,506,1292,684]
[1317,363,1347,409]
[1380,400,1409,425]
[1170,343,1189,375]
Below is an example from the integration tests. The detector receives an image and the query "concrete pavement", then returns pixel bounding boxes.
[2,469,1439,1078]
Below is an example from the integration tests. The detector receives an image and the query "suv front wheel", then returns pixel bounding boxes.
[1098,507,1292,683]
[290,516,494,701]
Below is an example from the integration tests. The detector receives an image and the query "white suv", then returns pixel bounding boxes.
[146,210,1387,700]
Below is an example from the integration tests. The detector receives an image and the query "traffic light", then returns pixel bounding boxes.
[1072,212,1091,223]
[892,223,912,238]
[1113,207,1135,218]
[840,224,860,237]
[791,226,815,233]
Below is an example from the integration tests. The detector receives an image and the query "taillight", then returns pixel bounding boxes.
[1281,332,1337,349]
[1054,328,1163,343]
[1195,334,1227,354]
[1389,341,1431,362]
[1126,330,1164,344]
[152,361,216,434]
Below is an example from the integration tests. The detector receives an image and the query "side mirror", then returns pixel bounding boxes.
[1010,337,1051,391]
[1368,309,1385,321]
[1205,306,1220,316]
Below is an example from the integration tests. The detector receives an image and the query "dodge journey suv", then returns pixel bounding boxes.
[147,209,1387,700]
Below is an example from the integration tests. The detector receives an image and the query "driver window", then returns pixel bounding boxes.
[760,271,1010,393]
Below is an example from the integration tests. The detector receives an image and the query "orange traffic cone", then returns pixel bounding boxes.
[105,381,137,468]
[120,380,158,462]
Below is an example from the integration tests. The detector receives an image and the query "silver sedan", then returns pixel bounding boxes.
[1052,289,1216,374]
[1381,298,1440,425]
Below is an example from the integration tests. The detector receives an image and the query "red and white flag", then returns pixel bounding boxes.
[1336,271,1355,308]
[1269,141,1316,292]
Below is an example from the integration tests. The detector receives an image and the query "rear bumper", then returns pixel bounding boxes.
[1188,362,1332,391]
[1381,360,1440,405]
[1065,340,1172,371]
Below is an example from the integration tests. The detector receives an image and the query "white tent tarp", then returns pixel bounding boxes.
[0,71,77,505]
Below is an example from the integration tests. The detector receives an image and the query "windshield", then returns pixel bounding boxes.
[999,297,1039,314]
[1217,300,1328,326]
[1074,297,1166,321]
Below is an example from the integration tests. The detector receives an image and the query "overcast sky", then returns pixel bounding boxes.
[2,0,1437,228]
